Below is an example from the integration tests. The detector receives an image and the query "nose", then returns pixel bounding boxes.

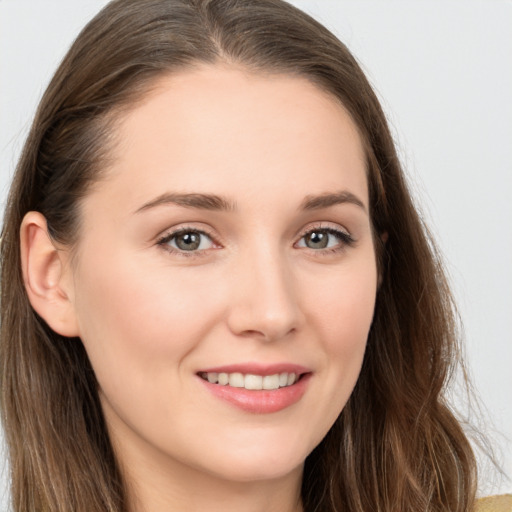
[226,245,302,343]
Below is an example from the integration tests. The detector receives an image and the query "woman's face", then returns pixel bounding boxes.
[67,65,378,485]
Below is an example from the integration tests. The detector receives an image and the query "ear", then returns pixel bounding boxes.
[20,212,80,337]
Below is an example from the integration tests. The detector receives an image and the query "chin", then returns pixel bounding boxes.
[194,437,310,483]
[205,457,304,484]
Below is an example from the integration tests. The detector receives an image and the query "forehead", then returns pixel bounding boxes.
[88,64,368,216]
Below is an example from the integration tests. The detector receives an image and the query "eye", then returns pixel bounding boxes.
[158,229,215,253]
[296,227,354,251]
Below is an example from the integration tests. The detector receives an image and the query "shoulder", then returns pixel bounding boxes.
[475,495,512,512]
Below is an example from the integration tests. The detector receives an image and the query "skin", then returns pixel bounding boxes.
[22,64,378,512]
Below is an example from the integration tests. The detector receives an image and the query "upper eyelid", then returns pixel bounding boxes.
[296,222,352,239]
[156,227,218,258]
[295,225,355,247]
[157,225,217,243]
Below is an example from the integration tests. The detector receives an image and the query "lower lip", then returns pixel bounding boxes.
[198,374,311,414]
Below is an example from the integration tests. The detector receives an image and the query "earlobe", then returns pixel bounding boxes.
[20,212,80,337]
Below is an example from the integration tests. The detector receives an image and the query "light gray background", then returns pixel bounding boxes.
[1,0,510,507]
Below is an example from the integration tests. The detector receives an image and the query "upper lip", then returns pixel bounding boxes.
[197,363,311,376]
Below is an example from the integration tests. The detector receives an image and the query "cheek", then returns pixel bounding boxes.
[72,249,224,391]
[308,253,377,347]
[303,254,377,415]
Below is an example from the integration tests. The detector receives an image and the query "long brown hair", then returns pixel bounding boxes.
[1,0,477,510]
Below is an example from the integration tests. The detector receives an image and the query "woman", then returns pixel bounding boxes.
[0,0,505,511]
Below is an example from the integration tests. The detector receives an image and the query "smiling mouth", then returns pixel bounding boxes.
[198,371,301,391]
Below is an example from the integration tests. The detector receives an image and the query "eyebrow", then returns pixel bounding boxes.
[135,192,237,213]
[299,191,367,213]
[134,190,366,214]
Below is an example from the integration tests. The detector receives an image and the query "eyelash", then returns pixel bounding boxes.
[156,226,217,258]
[156,224,355,258]
[299,226,356,255]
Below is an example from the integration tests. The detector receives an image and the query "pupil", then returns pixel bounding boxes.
[177,232,200,250]
[307,231,328,249]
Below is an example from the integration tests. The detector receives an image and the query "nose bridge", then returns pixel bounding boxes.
[227,234,301,341]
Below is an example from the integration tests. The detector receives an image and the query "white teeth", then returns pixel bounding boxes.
[262,374,280,390]
[245,374,263,390]
[228,372,244,387]
[201,371,300,390]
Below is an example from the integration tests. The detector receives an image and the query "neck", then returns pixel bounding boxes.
[123,455,304,512]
